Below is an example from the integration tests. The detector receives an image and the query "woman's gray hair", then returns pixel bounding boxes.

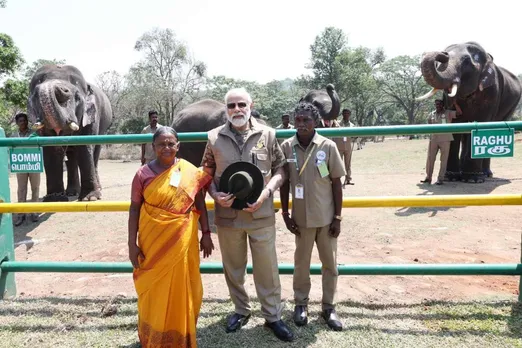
[152,126,179,143]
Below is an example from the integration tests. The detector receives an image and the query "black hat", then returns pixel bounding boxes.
[219,161,264,210]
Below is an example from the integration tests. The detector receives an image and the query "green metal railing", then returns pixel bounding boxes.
[2,261,522,276]
[0,121,520,146]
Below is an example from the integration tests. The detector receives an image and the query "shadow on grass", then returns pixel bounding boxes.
[2,297,522,346]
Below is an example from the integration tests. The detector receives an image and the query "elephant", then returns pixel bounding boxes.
[172,85,340,168]
[299,83,341,125]
[27,64,113,201]
[417,42,522,182]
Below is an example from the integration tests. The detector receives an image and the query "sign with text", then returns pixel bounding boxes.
[9,147,44,173]
[471,128,514,159]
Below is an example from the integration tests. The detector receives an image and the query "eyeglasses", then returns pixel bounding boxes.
[226,102,247,109]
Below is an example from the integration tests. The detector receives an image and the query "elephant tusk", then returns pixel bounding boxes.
[32,122,44,130]
[448,83,458,97]
[69,122,79,131]
[415,88,439,101]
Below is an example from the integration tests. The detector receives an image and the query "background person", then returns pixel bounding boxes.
[11,112,41,226]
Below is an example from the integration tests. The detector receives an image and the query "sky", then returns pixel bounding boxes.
[1,0,521,85]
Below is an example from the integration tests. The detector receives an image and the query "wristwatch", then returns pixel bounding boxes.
[334,215,343,221]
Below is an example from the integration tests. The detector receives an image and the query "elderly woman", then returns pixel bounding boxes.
[128,126,214,347]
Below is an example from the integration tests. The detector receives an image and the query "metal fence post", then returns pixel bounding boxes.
[0,128,16,299]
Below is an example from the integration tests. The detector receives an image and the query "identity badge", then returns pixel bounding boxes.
[295,184,304,199]
[316,150,326,162]
[317,162,329,178]
[170,169,181,187]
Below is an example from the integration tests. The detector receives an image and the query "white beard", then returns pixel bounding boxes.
[228,110,251,128]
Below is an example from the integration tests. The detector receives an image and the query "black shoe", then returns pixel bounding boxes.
[435,181,443,185]
[14,214,25,227]
[264,320,294,342]
[225,313,250,333]
[293,305,308,326]
[322,309,343,331]
[420,179,431,184]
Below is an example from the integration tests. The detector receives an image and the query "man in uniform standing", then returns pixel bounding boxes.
[201,88,294,342]
[141,110,162,165]
[421,99,460,185]
[11,113,41,226]
[280,101,346,331]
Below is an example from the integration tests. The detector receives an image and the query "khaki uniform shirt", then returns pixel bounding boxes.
[201,117,285,229]
[141,124,162,160]
[318,119,354,152]
[430,110,455,143]
[281,132,346,228]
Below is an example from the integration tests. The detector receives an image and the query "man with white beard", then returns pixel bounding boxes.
[201,88,294,342]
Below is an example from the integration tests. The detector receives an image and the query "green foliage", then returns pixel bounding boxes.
[0,78,28,110]
[0,33,24,79]
[375,55,432,124]
[0,0,6,8]
[120,117,146,134]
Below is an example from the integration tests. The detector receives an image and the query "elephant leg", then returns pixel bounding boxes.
[445,133,462,181]
[482,158,493,178]
[76,144,101,201]
[93,144,102,191]
[460,133,485,183]
[42,146,68,202]
[65,147,80,196]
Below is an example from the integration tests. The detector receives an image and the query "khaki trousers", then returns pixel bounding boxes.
[425,140,450,182]
[294,225,338,310]
[339,144,352,181]
[217,225,283,323]
[16,173,40,203]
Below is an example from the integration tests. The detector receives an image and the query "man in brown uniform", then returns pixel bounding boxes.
[280,101,346,331]
[11,113,41,226]
[275,113,294,145]
[141,110,162,165]
[421,99,459,185]
[201,87,294,342]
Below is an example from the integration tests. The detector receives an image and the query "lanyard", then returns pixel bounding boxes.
[292,143,316,176]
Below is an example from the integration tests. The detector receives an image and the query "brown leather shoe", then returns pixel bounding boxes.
[293,305,308,326]
[322,309,343,331]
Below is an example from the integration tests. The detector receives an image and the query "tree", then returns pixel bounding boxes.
[375,55,432,125]
[338,46,385,126]
[305,27,348,99]
[0,33,24,80]
[0,1,6,8]
[131,28,207,126]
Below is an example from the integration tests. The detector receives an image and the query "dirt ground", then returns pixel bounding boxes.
[8,135,522,305]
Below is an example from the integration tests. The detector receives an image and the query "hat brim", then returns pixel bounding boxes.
[219,161,264,210]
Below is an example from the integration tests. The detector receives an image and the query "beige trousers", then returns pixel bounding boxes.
[217,225,283,323]
[425,141,450,182]
[293,225,338,310]
[16,173,40,203]
[339,144,352,181]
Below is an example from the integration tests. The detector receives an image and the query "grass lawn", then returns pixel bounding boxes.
[1,296,522,347]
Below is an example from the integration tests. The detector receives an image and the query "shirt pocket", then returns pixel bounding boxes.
[252,150,272,185]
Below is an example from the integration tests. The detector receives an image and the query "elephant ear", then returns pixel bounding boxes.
[479,55,496,91]
[83,84,97,127]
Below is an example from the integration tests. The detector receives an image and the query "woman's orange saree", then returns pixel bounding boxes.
[133,159,211,348]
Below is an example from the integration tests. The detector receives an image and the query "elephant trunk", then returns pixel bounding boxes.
[421,51,458,90]
[323,84,341,120]
[38,80,77,135]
